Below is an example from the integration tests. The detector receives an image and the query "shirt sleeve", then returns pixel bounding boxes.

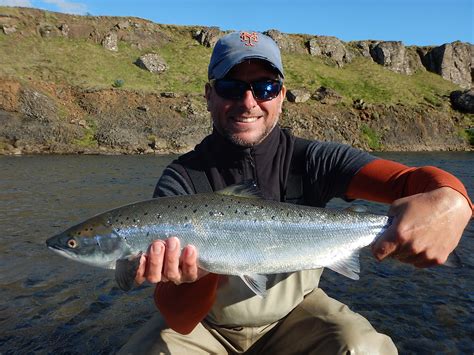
[346,159,473,212]
[152,165,220,334]
[305,141,377,205]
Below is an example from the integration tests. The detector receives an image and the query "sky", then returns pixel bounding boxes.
[0,0,472,46]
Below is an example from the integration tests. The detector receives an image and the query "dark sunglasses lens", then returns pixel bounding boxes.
[252,81,282,100]
[214,80,247,100]
[213,79,282,100]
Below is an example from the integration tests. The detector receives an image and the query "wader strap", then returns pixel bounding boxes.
[185,167,213,194]
[285,137,311,203]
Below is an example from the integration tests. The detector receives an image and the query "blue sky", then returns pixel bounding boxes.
[1,0,472,46]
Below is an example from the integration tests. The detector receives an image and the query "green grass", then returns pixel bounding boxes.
[361,124,382,150]
[460,128,474,146]
[0,22,462,104]
[283,54,459,105]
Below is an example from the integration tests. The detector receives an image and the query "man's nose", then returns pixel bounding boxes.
[239,88,258,109]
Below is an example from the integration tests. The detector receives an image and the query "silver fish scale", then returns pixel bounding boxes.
[104,193,389,276]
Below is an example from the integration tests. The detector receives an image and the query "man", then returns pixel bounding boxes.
[119,32,472,354]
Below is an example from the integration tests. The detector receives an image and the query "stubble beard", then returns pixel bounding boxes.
[220,118,278,148]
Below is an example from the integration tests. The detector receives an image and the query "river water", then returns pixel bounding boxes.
[0,152,472,354]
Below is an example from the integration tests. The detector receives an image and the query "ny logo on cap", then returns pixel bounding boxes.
[240,32,259,47]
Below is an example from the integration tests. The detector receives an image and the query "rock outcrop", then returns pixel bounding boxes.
[450,89,474,113]
[308,36,353,67]
[264,29,307,54]
[421,42,473,89]
[370,41,412,75]
[101,32,118,51]
[135,53,168,73]
[193,27,222,47]
[286,88,311,103]
[312,87,343,105]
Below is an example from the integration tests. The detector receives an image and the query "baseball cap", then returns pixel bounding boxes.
[208,31,284,80]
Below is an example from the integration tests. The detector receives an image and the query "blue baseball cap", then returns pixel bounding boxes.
[208,31,284,80]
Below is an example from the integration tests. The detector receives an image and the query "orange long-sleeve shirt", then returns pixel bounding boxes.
[154,159,473,334]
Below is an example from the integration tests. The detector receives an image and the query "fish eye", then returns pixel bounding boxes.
[67,239,78,248]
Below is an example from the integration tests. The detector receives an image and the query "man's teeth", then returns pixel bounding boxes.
[236,117,258,123]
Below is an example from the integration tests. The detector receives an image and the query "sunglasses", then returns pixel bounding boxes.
[210,78,283,101]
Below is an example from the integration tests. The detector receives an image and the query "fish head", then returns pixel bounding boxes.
[46,216,129,269]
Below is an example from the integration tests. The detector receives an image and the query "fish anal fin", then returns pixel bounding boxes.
[215,181,262,199]
[241,274,268,297]
[327,251,361,280]
[115,252,143,291]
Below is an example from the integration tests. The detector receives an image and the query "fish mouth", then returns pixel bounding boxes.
[47,244,78,261]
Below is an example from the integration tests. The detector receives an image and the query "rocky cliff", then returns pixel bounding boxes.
[0,7,472,154]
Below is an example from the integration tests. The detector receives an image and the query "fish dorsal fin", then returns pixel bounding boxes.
[345,205,368,213]
[216,180,262,199]
[240,273,268,297]
[326,251,361,280]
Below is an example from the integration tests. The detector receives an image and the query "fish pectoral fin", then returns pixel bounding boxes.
[115,252,143,291]
[327,251,361,280]
[241,274,268,298]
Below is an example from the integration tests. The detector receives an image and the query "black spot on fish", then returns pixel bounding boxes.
[299,213,303,217]
[146,232,150,237]
[144,212,148,216]
[156,214,162,219]
[235,210,238,214]
[174,206,178,209]
[244,211,249,216]
[184,205,188,208]
[193,209,197,213]
[272,216,276,220]
[126,217,129,220]
[205,204,208,207]
[115,219,119,222]
[133,219,136,223]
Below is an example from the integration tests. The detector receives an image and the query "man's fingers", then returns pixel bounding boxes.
[163,237,182,283]
[134,253,147,285]
[180,245,199,282]
[146,240,165,283]
[372,226,399,261]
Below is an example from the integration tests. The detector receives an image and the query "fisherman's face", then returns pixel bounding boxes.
[205,60,286,147]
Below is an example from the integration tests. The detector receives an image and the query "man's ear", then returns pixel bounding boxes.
[279,85,287,113]
[280,85,287,101]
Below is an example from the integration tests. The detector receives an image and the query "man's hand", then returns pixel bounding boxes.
[134,236,209,285]
[372,187,472,268]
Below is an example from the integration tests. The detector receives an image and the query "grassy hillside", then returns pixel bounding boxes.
[0,8,460,105]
